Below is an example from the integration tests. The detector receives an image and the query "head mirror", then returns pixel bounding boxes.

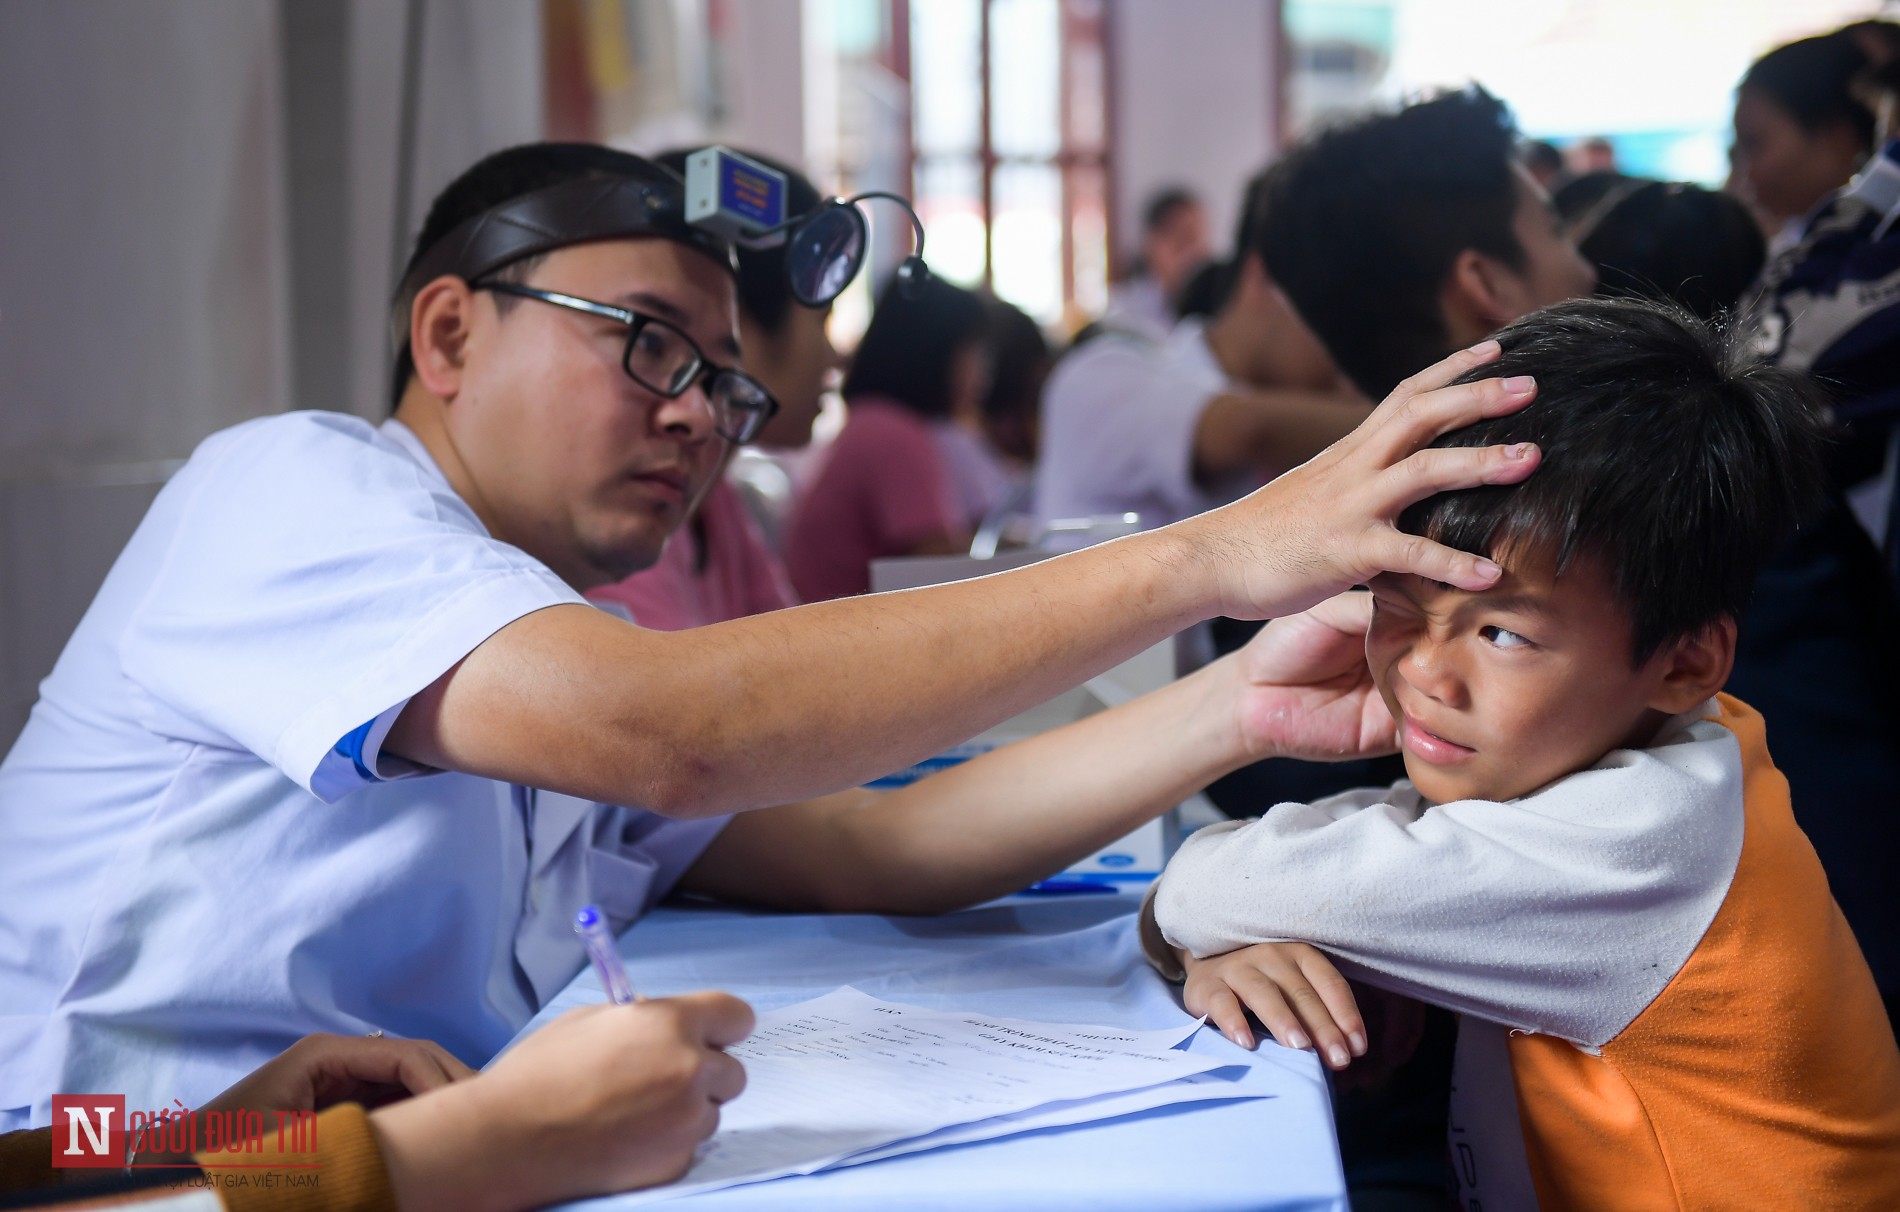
[786,202,868,307]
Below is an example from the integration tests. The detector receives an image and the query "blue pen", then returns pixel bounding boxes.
[1023,877,1118,896]
[574,904,637,1004]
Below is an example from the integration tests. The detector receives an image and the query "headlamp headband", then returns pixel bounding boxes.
[390,172,737,353]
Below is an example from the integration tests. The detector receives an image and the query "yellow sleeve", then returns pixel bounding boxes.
[0,1127,60,1192]
[198,1103,397,1212]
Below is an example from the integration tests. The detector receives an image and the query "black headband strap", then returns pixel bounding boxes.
[391,174,739,351]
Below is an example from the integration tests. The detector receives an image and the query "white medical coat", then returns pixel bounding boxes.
[0,413,727,1129]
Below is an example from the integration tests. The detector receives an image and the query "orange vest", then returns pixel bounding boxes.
[1508,695,1900,1209]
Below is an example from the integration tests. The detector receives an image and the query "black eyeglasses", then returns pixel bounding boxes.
[476,282,780,445]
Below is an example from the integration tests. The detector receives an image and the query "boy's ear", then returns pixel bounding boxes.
[1646,617,1738,715]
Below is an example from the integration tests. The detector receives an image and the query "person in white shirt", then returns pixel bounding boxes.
[1035,174,1368,541]
[0,143,1542,1177]
[1102,187,1213,340]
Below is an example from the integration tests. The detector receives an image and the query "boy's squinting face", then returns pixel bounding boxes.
[1365,545,1678,805]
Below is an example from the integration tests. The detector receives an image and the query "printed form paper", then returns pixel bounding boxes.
[834,1067,1276,1171]
[588,987,1258,1207]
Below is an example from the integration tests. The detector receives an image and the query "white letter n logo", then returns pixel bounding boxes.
[50,1095,125,1168]
[64,1104,111,1156]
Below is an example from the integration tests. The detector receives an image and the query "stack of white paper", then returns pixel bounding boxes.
[587,987,1266,1207]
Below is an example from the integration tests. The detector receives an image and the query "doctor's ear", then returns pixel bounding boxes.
[1646,617,1737,716]
[409,276,477,400]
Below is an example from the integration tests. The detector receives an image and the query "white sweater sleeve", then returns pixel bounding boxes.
[1152,713,1747,1047]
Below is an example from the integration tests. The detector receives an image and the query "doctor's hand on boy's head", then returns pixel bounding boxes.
[1183,339,1539,623]
[1227,591,1398,763]
[370,991,754,1212]
[1180,942,1367,1072]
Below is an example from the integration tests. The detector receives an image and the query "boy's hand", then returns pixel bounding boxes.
[1229,592,1397,762]
[1181,942,1367,1071]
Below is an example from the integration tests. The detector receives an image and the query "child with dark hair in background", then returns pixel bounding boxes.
[971,297,1049,493]
[1145,298,1900,1210]
[1570,180,1766,320]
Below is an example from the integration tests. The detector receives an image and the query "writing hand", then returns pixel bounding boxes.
[372,992,754,1212]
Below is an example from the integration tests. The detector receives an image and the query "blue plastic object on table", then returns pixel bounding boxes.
[505,891,1348,1211]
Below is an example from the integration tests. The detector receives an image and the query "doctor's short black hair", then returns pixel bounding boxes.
[389,142,676,410]
[1398,297,1831,665]
[1255,86,1526,401]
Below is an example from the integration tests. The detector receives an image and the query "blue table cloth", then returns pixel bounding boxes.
[510,891,1347,1211]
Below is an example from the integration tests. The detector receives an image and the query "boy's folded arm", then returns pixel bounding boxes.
[1150,766,1743,1048]
[1138,881,1200,981]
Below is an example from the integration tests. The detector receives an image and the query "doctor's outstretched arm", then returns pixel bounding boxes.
[386,346,1536,819]
[676,593,1391,915]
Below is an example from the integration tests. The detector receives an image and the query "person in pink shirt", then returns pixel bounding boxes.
[592,480,795,629]
[783,276,989,600]
[591,151,835,628]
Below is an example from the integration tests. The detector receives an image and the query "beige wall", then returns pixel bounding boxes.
[0,1,292,748]
[0,0,541,750]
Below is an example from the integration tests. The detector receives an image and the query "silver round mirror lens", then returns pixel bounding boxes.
[787,203,867,306]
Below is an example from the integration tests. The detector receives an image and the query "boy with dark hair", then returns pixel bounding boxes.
[1259,86,1595,401]
[1146,298,1900,1209]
